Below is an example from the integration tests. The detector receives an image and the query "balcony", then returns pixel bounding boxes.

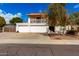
[30,19,47,23]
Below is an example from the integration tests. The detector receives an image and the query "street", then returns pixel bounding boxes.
[0,44,79,56]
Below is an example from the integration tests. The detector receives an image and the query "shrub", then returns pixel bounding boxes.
[66,30,77,35]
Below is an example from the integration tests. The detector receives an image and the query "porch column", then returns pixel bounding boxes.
[16,24,19,32]
[28,18,31,24]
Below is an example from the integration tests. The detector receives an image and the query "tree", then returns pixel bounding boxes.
[73,12,79,25]
[69,13,76,25]
[48,3,67,34]
[69,12,79,27]
[0,16,6,32]
[69,12,79,25]
[10,17,23,24]
[48,3,67,26]
[0,16,6,27]
[67,12,79,32]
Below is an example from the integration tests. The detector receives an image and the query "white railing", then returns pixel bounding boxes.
[30,19,46,23]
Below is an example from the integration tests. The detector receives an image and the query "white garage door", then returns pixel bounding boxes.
[18,26,30,32]
[30,26,48,33]
[18,25,48,33]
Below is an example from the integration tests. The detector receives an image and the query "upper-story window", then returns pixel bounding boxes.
[36,17,42,23]
[36,17,41,19]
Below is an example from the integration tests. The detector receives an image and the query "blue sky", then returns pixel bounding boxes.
[65,3,79,14]
[0,3,79,23]
[0,3,49,23]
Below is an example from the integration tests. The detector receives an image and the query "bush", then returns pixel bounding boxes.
[66,30,77,35]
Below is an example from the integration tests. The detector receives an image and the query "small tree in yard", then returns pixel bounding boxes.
[10,17,23,24]
[48,3,67,34]
[0,16,6,32]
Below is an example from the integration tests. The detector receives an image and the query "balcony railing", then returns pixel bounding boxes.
[30,19,47,23]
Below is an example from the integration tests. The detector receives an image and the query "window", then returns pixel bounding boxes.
[36,17,41,23]
[36,17,41,19]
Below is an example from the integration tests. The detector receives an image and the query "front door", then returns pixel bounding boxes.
[49,26,55,32]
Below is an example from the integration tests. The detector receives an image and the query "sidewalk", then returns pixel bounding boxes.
[0,39,79,45]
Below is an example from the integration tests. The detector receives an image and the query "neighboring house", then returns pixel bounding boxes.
[16,13,48,33]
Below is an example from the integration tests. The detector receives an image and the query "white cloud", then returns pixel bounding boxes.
[74,4,79,8]
[0,9,3,13]
[0,9,22,24]
[17,13,22,16]
[13,13,22,18]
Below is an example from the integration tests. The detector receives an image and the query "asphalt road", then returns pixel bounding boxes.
[0,44,79,56]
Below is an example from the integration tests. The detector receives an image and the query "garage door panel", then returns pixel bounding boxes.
[18,26,30,32]
[30,26,48,33]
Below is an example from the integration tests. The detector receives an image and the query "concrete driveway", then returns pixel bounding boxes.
[0,32,49,39]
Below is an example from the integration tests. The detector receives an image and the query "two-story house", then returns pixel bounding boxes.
[16,13,48,33]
